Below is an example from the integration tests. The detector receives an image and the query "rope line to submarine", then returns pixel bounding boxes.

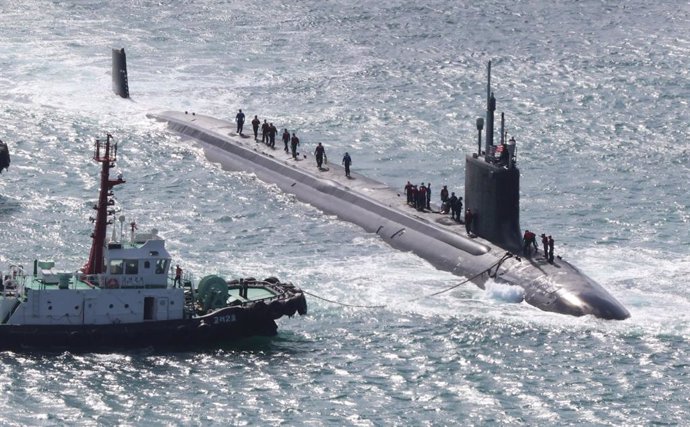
[302,252,515,309]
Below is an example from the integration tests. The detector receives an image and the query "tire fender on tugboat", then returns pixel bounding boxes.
[268,299,285,320]
[296,294,308,316]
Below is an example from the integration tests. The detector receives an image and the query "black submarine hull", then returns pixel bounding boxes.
[148,111,630,320]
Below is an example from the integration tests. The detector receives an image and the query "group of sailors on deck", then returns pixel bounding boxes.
[403,182,474,235]
[235,109,353,177]
[523,230,556,263]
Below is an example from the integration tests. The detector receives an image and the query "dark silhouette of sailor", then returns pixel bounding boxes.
[342,152,352,177]
[235,109,245,134]
[290,133,300,159]
[314,143,326,169]
[251,115,260,140]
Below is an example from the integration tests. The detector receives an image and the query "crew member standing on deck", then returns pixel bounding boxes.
[314,143,326,169]
[251,115,260,141]
[404,181,412,204]
[508,136,515,169]
[440,185,449,204]
[418,183,427,211]
[426,183,432,210]
[498,142,509,167]
[465,209,474,234]
[449,192,458,219]
[268,123,277,148]
[174,264,182,287]
[235,109,245,135]
[523,230,537,256]
[290,132,300,159]
[454,197,463,222]
[547,235,555,263]
[261,120,269,144]
[342,152,352,177]
[282,129,290,153]
[541,233,548,255]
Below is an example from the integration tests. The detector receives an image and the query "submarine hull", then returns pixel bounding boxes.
[148,111,629,320]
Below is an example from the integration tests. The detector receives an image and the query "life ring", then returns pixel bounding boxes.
[106,278,119,288]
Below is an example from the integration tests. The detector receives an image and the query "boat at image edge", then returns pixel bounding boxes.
[0,134,307,351]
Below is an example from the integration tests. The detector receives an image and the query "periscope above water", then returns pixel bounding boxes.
[0,139,10,175]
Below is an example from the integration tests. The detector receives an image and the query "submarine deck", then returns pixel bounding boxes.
[150,111,555,264]
[152,112,495,252]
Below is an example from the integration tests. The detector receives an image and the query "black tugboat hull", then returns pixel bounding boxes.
[0,301,302,351]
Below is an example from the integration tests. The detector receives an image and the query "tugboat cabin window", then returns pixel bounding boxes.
[109,259,124,275]
[144,261,150,269]
[154,259,169,275]
[125,260,138,275]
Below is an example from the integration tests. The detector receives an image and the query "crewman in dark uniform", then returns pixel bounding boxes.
[465,209,474,234]
[418,183,426,211]
[268,123,277,148]
[282,129,290,152]
[261,120,269,144]
[547,236,555,263]
[541,233,548,256]
[426,183,431,210]
[314,143,326,169]
[251,115,260,140]
[454,197,463,222]
[404,181,413,204]
[290,132,300,159]
[449,192,458,219]
[235,109,245,135]
[342,152,352,177]
[440,185,449,204]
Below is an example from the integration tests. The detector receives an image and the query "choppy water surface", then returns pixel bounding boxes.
[0,1,688,425]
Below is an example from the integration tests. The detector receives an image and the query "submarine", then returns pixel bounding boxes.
[111,48,629,320]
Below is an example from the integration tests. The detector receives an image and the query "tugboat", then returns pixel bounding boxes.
[0,134,307,350]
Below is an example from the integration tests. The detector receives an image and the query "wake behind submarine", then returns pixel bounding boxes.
[111,48,629,320]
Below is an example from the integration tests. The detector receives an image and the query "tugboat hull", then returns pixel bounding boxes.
[0,305,283,351]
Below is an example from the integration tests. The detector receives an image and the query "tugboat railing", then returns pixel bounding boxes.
[1,265,26,298]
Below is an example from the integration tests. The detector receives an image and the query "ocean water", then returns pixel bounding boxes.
[0,0,688,425]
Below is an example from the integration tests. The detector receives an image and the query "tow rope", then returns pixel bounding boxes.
[303,252,516,309]
[411,252,514,300]
[302,290,386,309]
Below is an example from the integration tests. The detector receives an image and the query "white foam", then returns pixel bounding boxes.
[483,279,526,304]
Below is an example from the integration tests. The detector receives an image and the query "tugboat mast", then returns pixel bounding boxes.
[83,134,125,275]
